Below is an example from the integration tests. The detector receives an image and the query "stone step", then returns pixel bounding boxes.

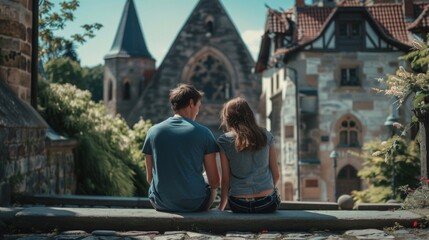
[0,207,423,234]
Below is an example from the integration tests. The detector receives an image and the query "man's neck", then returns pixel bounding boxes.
[174,110,192,119]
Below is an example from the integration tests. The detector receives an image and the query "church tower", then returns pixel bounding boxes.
[103,0,155,119]
[128,0,260,135]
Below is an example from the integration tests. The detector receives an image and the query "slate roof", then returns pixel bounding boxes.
[0,80,48,128]
[105,0,153,59]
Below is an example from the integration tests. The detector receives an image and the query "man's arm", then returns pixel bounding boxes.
[203,152,220,189]
[145,154,153,184]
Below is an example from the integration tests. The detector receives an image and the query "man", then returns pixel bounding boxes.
[142,83,220,212]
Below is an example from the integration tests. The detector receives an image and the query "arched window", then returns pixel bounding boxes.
[205,16,214,37]
[187,54,231,101]
[123,82,131,100]
[108,80,113,101]
[337,115,361,148]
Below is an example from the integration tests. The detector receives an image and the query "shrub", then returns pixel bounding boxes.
[38,82,151,196]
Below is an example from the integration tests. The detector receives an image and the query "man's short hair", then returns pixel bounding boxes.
[169,83,204,112]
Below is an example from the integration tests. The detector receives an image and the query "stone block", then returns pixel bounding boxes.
[0,19,26,40]
[0,4,19,21]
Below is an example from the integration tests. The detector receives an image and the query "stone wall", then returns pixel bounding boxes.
[0,0,77,206]
[0,0,33,101]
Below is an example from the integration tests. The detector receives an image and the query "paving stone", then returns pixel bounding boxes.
[130,236,152,240]
[258,232,282,239]
[154,233,186,240]
[92,230,117,236]
[117,231,159,237]
[53,235,85,240]
[344,229,394,239]
[81,237,99,240]
[186,231,224,239]
[283,232,313,239]
[225,231,255,238]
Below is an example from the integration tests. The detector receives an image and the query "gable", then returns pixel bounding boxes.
[128,0,260,130]
[308,8,408,51]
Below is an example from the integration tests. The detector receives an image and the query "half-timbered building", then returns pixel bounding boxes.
[256,0,428,201]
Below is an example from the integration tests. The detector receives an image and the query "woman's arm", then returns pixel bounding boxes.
[269,144,280,186]
[203,152,220,189]
[145,154,153,184]
[218,151,230,211]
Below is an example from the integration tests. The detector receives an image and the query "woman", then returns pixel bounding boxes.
[217,97,280,213]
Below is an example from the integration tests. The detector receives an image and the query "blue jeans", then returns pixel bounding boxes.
[228,189,281,213]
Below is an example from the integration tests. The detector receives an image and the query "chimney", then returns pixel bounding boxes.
[296,0,305,7]
[403,0,414,22]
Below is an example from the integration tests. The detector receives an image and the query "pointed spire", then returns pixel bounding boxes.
[105,0,153,59]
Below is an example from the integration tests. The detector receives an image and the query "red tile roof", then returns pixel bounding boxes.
[257,1,429,73]
[264,2,429,51]
[338,0,365,6]
[367,4,410,45]
[265,9,289,33]
[408,5,429,30]
[296,7,335,43]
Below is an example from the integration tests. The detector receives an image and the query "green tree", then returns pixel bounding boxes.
[376,39,429,179]
[82,64,104,102]
[37,82,151,196]
[39,0,102,62]
[352,137,420,203]
[44,57,85,89]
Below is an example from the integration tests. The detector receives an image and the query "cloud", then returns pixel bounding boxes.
[241,30,264,61]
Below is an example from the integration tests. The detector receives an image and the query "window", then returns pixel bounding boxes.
[305,179,318,188]
[108,81,113,101]
[339,22,361,38]
[338,116,360,147]
[188,54,231,101]
[340,67,360,86]
[123,82,131,100]
[336,17,364,50]
[284,125,294,138]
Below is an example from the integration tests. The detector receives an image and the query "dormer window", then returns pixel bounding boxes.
[336,14,364,50]
[339,22,361,38]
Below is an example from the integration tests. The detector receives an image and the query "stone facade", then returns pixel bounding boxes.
[0,0,77,206]
[106,0,260,136]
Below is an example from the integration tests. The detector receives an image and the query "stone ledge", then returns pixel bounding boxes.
[0,207,423,234]
[12,194,339,210]
[354,203,403,211]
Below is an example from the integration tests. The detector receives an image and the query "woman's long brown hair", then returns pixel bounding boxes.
[220,97,267,151]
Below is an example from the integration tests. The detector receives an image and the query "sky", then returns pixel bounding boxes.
[58,0,295,67]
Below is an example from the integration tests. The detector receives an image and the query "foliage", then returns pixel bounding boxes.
[82,64,104,102]
[44,58,84,89]
[37,82,151,196]
[374,39,429,122]
[352,137,420,203]
[43,58,103,101]
[39,0,102,62]
[400,177,429,209]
